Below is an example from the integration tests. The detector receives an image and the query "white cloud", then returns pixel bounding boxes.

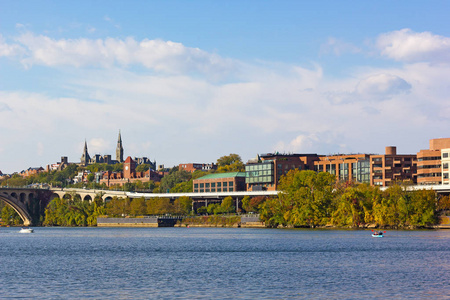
[356,73,411,96]
[7,33,235,76]
[0,34,23,57]
[377,28,450,63]
[2,29,450,172]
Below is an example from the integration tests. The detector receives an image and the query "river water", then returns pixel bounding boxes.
[0,227,448,299]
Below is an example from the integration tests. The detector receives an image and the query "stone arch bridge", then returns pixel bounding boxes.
[0,187,277,226]
[0,187,130,226]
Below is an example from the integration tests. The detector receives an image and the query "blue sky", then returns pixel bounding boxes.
[1,1,450,173]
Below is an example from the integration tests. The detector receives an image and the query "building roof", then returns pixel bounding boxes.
[196,172,245,180]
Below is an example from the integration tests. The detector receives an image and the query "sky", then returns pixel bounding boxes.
[1,1,450,173]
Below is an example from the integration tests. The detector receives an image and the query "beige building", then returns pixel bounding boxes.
[417,138,450,185]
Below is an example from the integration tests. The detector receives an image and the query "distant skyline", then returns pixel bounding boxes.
[1,1,450,173]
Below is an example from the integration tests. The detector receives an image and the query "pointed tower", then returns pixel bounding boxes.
[80,140,91,166]
[116,130,124,163]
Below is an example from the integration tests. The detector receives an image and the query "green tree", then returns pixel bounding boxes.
[1,205,22,225]
[159,169,191,193]
[280,170,335,227]
[221,196,235,213]
[130,197,147,216]
[136,164,152,172]
[173,196,193,215]
[242,196,266,213]
[105,197,130,216]
[408,189,437,226]
[216,154,245,172]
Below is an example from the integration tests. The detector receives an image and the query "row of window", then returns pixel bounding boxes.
[417,165,441,169]
[417,157,441,161]
[246,176,273,184]
[194,181,233,188]
[194,188,234,193]
[245,163,273,171]
[417,173,442,178]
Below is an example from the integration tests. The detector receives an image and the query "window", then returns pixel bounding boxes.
[444,153,449,158]
[211,182,216,187]
[217,182,221,187]
[200,183,204,188]
[229,181,233,186]
[194,183,198,188]
[444,163,449,169]
[205,183,210,188]
[211,188,215,192]
[444,173,449,179]
[217,188,221,192]
[223,182,227,187]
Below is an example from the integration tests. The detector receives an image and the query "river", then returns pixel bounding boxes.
[0,227,449,299]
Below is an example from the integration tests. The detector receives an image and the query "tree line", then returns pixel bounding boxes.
[258,170,450,228]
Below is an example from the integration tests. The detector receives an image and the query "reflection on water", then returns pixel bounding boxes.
[0,227,449,299]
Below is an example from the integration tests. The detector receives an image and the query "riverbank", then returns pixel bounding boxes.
[96,215,450,229]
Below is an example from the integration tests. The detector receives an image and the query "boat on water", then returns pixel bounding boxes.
[19,227,34,233]
[371,230,385,237]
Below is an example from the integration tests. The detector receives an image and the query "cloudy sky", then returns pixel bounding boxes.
[1,1,450,173]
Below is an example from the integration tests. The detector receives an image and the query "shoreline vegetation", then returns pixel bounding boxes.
[1,170,450,229]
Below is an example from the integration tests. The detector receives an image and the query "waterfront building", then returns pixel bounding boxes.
[313,147,416,187]
[369,146,416,186]
[417,138,450,185]
[314,154,371,184]
[441,148,450,185]
[193,172,246,193]
[245,153,320,191]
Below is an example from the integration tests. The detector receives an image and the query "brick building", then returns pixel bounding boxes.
[20,167,45,177]
[369,146,416,186]
[100,156,162,187]
[193,172,246,193]
[245,153,320,191]
[314,154,371,184]
[417,138,450,185]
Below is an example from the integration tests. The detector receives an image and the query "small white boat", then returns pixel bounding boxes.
[19,227,34,233]
[371,230,385,237]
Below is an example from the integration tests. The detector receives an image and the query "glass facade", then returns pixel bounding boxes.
[245,161,274,184]
[355,159,370,183]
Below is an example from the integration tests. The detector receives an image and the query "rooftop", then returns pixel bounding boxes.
[196,172,245,180]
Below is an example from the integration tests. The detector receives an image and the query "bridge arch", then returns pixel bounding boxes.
[83,195,92,202]
[0,193,32,226]
[20,192,27,203]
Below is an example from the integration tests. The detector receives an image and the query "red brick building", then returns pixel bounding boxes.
[100,156,162,187]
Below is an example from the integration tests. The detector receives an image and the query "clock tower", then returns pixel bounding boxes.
[123,156,135,179]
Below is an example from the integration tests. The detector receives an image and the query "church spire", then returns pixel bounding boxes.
[116,130,124,163]
[81,139,90,166]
